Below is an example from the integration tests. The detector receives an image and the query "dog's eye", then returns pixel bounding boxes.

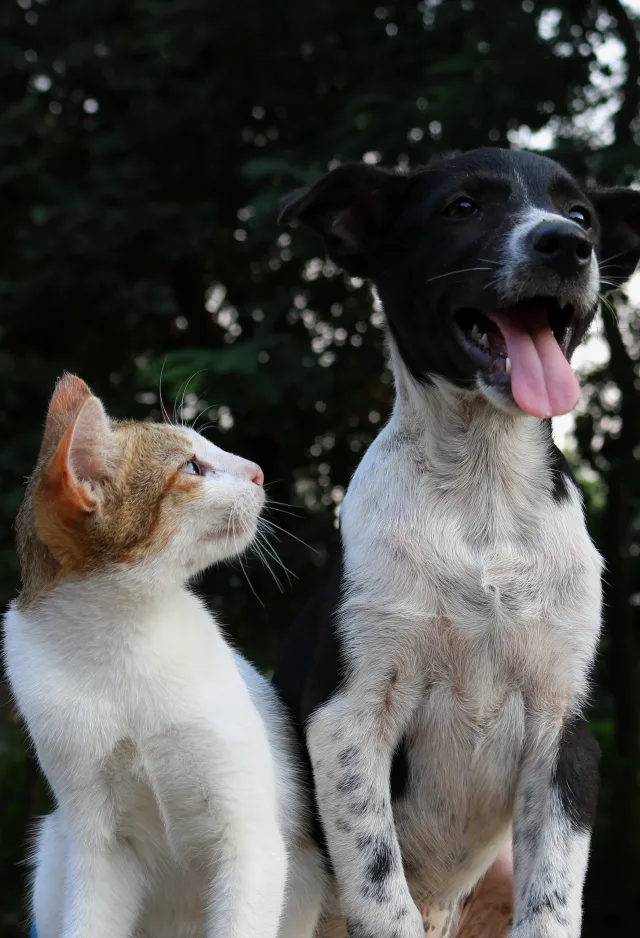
[444,197,479,218]
[568,206,590,228]
[180,458,204,476]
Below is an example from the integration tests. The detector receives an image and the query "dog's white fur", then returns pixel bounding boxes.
[3,426,326,938]
[307,340,602,938]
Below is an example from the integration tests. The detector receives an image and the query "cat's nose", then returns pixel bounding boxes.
[241,460,264,486]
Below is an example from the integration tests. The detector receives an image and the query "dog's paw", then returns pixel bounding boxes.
[347,903,425,938]
[508,923,577,938]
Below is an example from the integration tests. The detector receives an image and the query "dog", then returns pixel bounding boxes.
[274,147,640,938]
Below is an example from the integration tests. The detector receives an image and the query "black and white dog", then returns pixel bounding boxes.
[274,148,640,938]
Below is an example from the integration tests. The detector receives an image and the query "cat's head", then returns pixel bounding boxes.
[17,374,265,601]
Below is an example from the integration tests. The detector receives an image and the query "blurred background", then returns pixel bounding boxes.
[1,0,639,934]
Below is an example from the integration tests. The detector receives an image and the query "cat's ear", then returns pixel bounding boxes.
[44,393,119,516]
[41,373,92,459]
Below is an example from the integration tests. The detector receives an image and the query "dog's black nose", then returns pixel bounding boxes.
[528,220,592,276]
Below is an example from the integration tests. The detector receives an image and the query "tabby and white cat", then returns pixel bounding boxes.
[2,374,325,938]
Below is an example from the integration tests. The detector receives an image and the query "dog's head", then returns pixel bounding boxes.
[280,148,640,418]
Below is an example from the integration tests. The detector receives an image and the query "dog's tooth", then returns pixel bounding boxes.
[479,333,489,349]
[506,356,512,374]
[471,324,480,341]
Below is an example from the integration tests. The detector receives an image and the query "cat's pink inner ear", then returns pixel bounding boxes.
[66,397,119,484]
[43,396,119,518]
[42,374,92,456]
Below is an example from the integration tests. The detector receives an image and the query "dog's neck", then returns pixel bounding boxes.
[387,334,548,483]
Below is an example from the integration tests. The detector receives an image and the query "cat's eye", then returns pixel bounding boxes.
[444,197,479,219]
[568,206,590,228]
[180,458,204,476]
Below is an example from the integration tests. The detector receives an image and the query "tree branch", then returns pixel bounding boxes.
[601,0,640,151]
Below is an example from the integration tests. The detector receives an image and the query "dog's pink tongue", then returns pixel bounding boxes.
[488,309,580,418]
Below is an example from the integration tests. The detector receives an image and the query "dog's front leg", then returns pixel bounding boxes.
[510,715,600,938]
[307,668,424,938]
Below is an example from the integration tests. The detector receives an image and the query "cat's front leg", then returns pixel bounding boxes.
[143,720,288,938]
[277,839,327,938]
[32,814,65,938]
[307,665,424,938]
[56,791,146,938]
[509,715,600,938]
[35,769,146,938]
[61,841,145,938]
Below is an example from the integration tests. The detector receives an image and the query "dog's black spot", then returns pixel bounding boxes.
[366,837,396,884]
[553,715,600,830]
[390,736,410,800]
[337,772,363,794]
[522,785,535,813]
[356,832,374,851]
[552,887,569,908]
[361,880,391,904]
[346,921,375,938]
[350,798,372,816]
[338,744,359,766]
[545,421,576,502]
[519,892,570,929]
[361,793,385,814]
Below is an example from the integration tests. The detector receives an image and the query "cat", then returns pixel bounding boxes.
[2,374,326,938]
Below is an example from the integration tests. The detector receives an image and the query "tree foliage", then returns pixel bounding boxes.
[1,1,639,933]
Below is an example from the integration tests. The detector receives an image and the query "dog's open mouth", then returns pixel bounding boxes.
[454,297,579,418]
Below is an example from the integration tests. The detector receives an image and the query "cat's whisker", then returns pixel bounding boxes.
[191,411,212,433]
[255,525,297,585]
[264,497,305,515]
[265,504,304,520]
[259,518,319,554]
[232,512,264,606]
[190,391,216,431]
[172,378,187,428]
[251,536,286,593]
[194,422,217,437]
[224,506,235,556]
[177,370,206,427]
[158,359,171,426]
[170,371,205,427]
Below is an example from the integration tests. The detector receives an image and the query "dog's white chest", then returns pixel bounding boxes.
[341,413,601,690]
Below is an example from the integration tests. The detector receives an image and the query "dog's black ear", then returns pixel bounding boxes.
[589,186,640,289]
[279,163,409,273]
